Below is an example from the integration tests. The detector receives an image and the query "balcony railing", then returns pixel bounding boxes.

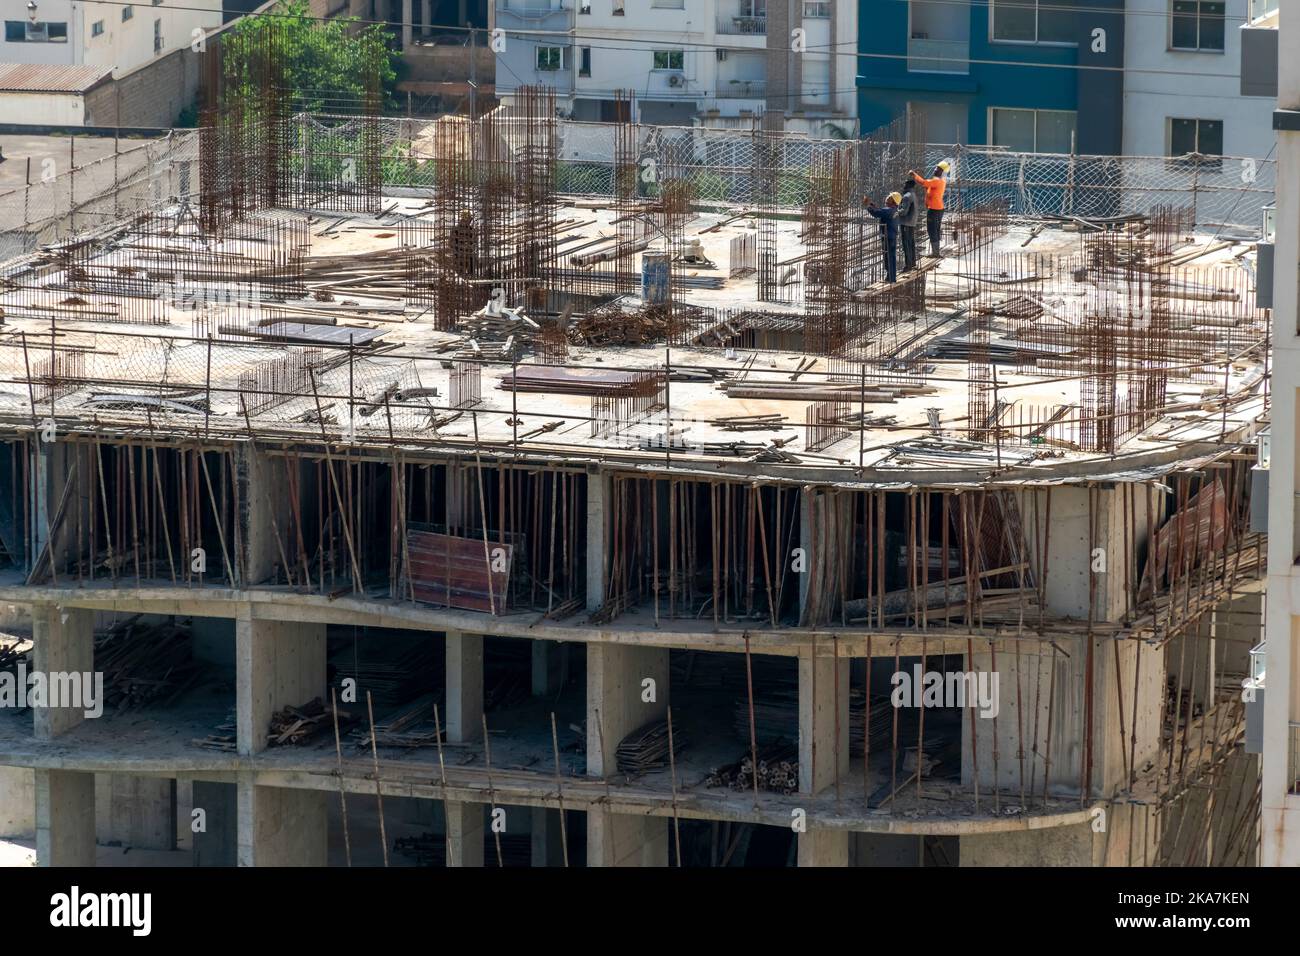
[717,15,767,35]
[716,79,766,98]
[907,37,969,75]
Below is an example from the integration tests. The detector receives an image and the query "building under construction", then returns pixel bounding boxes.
[0,36,1271,867]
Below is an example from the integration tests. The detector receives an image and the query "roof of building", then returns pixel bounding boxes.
[0,64,112,95]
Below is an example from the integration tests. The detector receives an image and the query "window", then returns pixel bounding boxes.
[991,107,1077,153]
[613,0,624,13]
[653,50,684,70]
[991,0,1074,44]
[536,46,563,71]
[123,6,134,20]
[1169,118,1223,157]
[1171,1,1225,52]
[579,46,591,77]
[154,17,162,52]
[803,1,831,17]
[652,0,685,7]
[741,0,767,16]
[6,19,68,41]
[153,0,163,5]
[579,1,590,12]
[91,20,105,37]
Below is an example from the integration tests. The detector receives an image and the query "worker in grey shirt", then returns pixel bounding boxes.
[897,178,921,272]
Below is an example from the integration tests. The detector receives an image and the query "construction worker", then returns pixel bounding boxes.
[909,160,950,258]
[864,193,901,283]
[897,178,920,272]
[450,210,478,277]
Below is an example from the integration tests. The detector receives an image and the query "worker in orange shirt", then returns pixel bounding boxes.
[908,160,950,258]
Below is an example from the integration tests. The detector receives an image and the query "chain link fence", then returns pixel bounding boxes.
[0,117,1274,264]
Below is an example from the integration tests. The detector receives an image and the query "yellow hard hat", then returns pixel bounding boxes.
[887,192,902,205]
[937,160,951,172]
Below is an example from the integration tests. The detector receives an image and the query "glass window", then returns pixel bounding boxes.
[992,108,1037,152]
[1038,2,1075,43]
[4,21,24,41]
[1171,1,1225,51]
[1198,118,1223,154]
[91,20,104,36]
[536,46,562,71]
[123,6,134,20]
[653,50,684,70]
[579,46,591,77]
[652,0,685,8]
[48,21,67,40]
[803,1,830,16]
[1170,117,1223,156]
[1035,110,1076,153]
[1169,117,1198,155]
[994,0,1038,42]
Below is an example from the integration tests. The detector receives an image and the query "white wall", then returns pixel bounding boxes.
[1123,0,1274,158]
[0,0,220,77]
[0,89,85,124]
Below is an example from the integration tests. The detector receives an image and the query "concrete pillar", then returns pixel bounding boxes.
[401,0,412,49]
[797,646,850,794]
[95,774,176,851]
[797,828,850,867]
[445,629,483,743]
[585,469,608,612]
[445,801,484,867]
[0,766,34,838]
[530,806,564,867]
[32,440,89,576]
[588,810,668,867]
[532,641,566,697]
[587,643,669,776]
[31,604,93,740]
[175,775,193,851]
[35,769,95,867]
[586,642,670,867]
[421,0,431,36]
[235,615,326,756]
[237,782,327,866]
[240,447,291,586]
[960,822,1095,866]
[192,780,238,867]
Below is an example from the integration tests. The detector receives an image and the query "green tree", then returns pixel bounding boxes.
[223,0,399,114]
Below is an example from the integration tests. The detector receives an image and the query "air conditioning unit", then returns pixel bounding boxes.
[668,73,685,87]
[716,48,728,61]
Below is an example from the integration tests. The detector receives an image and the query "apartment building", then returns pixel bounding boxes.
[0,0,222,76]
[855,0,1124,151]
[495,0,857,134]
[1123,0,1275,161]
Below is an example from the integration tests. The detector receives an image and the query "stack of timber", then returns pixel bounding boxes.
[616,719,688,774]
[348,693,443,749]
[731,689,891,752]
[267,697,348,747]
[94,617,205,713]
[329,639,442,710]
[392,832,533,867]
[192,711,237,752]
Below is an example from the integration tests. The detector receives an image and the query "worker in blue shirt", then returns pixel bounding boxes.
[864,192,901,283]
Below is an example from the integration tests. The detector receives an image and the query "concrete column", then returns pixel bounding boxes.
[530,806,564,867]
[239,447,291,587]
[531,641,566,697]
[585,468,608,612]
[587,643,669,776]
[445,629,483,743]
[192,780,238,867]
[401,0,412,49]
[237,781,327,866]
[32,440,89,576]
[95,774,176,851]
[235,615,326,756]
[797,828,850,867]
[175,775,193,851]
[588,810,668,867]
[797,646,850,794]
[421,0,431,37]
[35,769,95,867]
[31,604,93,740]
[960,822,1095,866]
[0,766,34,838]
[587,642,670,867]
[445,801,484,866]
